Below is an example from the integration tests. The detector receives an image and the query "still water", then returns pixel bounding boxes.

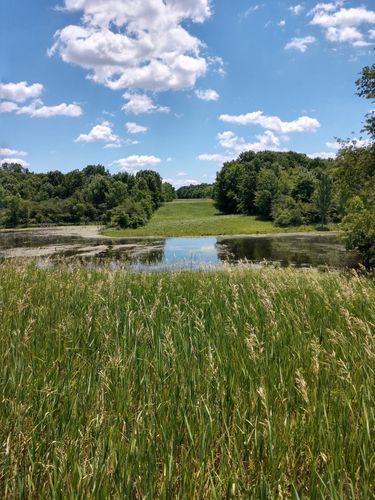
[0,228,357,271]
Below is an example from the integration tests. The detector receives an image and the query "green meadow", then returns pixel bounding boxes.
[103,199,331,237]
[1,262,374,498]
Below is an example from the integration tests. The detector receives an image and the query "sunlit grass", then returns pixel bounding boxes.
[1,262,374,497]
[103,199,335,237]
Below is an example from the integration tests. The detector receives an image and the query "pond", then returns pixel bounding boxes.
[0,227,357,271]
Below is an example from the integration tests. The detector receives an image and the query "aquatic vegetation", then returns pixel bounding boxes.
[0,263,374,497]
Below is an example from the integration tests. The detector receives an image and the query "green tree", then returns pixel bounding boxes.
[356,63,375,139]
[254,168,278,217]
[343,197,375,268]
[314,174,333,226]
[162,182,176,202]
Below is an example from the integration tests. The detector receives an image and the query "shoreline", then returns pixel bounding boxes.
[0,225,343,240]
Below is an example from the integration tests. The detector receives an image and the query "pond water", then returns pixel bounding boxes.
[0,228,357,271]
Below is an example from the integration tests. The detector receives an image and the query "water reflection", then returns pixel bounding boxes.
[0,229,357,271]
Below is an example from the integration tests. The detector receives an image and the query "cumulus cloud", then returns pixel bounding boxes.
[219,111,320,133]
[285,36,316,52]
[0,101,19,113]
[122,92,170,114]
[278,20,286,27]
[309,3,375,46]
[0,81,82,118]
[0,81,43,102]
[49,0,211,92]
[75,121,119,143]
[197,153,236,163]
[0,157,29,167]
[113,155,161,173]
[195,89,219,101]
[307,151,336,159]
[16,100,82,118]
[126,122,148,134]
[289,4,304,15]
[218,130,281,153]
[0,148,27,157]
[198,130,281,163]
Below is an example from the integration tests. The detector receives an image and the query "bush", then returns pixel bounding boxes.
[272,196,303,227]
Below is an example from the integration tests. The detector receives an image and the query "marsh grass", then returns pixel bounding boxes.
[0,262,374,498]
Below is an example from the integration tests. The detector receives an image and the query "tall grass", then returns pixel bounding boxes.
[0,262,374,498]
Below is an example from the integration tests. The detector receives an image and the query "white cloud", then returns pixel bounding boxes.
[195,88,219,101]
[0,158,29,167]
[218,130,281,153]
[164,177,199,187]
[0,148,27,157]
[307,151,336,159]
[178,171,187,176]
[289,4,304,15]
[198,153,235,163]
[326,26,363,42]
[122,92,170,114]
[126,122,148,134]
[285,36,316,52]
[0,82,82,118]
[49,0,211,92]
[0,101,19,113]
[309,4,375,46]
[326,140,340,150]
[351,40,372,47]
[75,121,119,143]
[103,143,122,149]
[198,130,281,163]
[0,81,43,103]
[113,155,161,173]
[16,100,82,118]
[278,20,286,27]
[369,29,375,39]
[219,111,320,133]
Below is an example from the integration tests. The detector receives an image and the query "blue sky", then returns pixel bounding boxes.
[0,0,374,186]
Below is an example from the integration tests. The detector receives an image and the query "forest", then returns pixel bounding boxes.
[0,164,175,229]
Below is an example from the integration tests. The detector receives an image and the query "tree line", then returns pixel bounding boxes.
[0,164,176,229]
[176,183,213,199]
[214,151,336,227]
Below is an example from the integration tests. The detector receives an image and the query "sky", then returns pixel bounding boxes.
[0,0,374,187]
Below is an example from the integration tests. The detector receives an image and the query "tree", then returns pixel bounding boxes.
[314,174,333,226]
[162,182,176,202]
[254,168,278,217]
[343,197,375,268]
[339,62,375,267]
[355,63,375,139]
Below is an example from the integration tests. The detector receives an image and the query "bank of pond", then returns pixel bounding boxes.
[0,228,358,271]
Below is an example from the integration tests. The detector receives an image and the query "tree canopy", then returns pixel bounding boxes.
[0,164,175,229]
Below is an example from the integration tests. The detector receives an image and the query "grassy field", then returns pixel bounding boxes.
[1,262,374,497]
[104,199,331,237]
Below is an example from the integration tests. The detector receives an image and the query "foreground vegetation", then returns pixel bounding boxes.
[0,262,374,497]
[103,198,330,237]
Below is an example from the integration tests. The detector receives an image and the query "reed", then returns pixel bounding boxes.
[0,262,374,498]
